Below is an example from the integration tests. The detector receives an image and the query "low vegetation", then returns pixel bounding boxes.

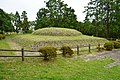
[0,34,120,80]
[0,39,13,55]
[12,34,107,50]
[61,46,74,57]
[0,34,5,40]
[39,46,57,60]
[0,57,120,80]
[103,41,120,51]
[112,41,120,49]
[104,42,114,51]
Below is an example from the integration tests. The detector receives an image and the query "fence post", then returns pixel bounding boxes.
[21,48,24,62]
[77,45,79,55]
[98,44,101,51]
[89,44,91,53]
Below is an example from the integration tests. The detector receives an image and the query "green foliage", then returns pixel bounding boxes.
[35,0,77,29]
[21,11,30,33]
[84,0,120,38]
[116,40,120,43]
[14,11,22,33]
[0,8,14,33]
[104,42,114,51]
[39,46,57,60]
[61,46,74,57]
[112,41,120,49]
[25,30,33,33]
[96,46,105,52]
[0,34,5,40]
[14,11,30,33]
[32,27,82,36]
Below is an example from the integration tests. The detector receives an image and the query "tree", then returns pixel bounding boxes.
[35,0,77,29]
[21,11,30,33]
[84,0,120,38]
[15,11,22,33]
[0,8,14,33]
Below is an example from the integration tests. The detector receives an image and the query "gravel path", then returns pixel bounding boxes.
[74,50,120,68]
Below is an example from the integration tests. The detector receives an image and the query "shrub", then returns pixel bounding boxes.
[96,46,105,52]
[104,42,114,51]
[25,30,33,33]
[112,41,120,49]
[116,40,120,43]
[0,34,5,40]
[61,46,74,57]
[39,46,57,60]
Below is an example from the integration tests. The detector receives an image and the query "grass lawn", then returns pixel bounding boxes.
[0,35,119,80]
[0,39,14,55]
[0,34,120,80]
[0,57,120,80]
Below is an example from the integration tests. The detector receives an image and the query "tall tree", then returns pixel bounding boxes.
[21,11,30,33]
[35,0,77,29]
[15,11,22,33]
[84,0,120,38]
[0,8,14,33]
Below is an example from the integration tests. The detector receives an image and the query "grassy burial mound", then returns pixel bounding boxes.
[32,27,82,36]
[12,27,107,50]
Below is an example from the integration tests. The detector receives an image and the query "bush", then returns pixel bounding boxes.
[104,42,114,51]
[96,46,105,52]
[116,40,120,43]
[39,46,57,60]
[25,30,33,33]
[61,46,74,57]
[112,41,120,49]
[0,34,5,40]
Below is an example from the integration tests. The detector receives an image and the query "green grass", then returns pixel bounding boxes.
[0,57,120,80]
[0,39,13,55]
[12,34,107,50]
[0,40,10,49]
[0,35,119,80]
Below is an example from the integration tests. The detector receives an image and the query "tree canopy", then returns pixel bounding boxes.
[35,0,77,30]
[84,0,120,38]
[0,8,14,33]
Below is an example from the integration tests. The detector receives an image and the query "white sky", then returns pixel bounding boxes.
[0,0,90,22]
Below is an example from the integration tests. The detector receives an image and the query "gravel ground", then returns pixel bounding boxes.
[74,49,120,68]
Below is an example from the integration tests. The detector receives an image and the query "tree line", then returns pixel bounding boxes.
[0,9,33,34]
[0,0,120,38]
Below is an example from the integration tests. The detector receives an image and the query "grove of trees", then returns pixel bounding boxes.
[0,8,14,34]
[35,0,78,30]
[84,0,120,38]
[1,0,120,39]
[0,9,31,34]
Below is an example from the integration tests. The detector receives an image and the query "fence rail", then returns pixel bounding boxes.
[0,44,103,62]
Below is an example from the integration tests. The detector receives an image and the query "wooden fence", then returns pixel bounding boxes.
[0,44,103,62]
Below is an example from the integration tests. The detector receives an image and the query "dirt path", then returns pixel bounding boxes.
[7,39,22,55]
[6,39,40,56]
[74,50,120,68]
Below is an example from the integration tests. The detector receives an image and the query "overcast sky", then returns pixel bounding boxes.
[0,0,90,22]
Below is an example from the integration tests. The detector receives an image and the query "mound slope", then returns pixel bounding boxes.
[12,34,107,50]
